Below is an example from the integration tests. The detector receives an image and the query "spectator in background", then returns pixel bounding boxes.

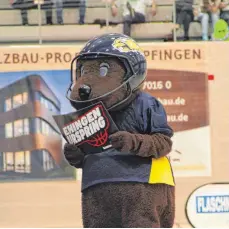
[10,0,55,25]
[63,0,86,24]
[175,0,194,41]
[110,0,157,36]
[44,0,54,25]
[194,0,221,40]
[164,0,194,42]
[9,0,29,25]
[219,0,229,26]
[52,0,64,24]
[79,0,86,24]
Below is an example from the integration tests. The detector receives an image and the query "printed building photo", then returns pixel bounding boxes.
[0,73,72,180]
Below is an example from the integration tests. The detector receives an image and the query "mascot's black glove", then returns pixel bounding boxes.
[109,131,172,158]
[64,143,85,168]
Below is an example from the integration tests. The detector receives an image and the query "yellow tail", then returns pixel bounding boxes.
[149,156,175,186]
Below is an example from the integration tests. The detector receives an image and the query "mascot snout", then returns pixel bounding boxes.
[78,84,91,100]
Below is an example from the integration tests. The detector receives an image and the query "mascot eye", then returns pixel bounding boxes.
[99,63,110,77]
[80,66,85,76]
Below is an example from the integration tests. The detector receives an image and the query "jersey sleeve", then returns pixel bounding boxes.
[138,96,174,137]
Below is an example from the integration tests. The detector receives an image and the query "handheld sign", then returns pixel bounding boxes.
[53,102,119,153]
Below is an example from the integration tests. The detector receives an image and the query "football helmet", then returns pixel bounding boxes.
[66,33,147,110]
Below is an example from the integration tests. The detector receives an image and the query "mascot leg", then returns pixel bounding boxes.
[82,183,175,228]
[82,183,122,228]
[160,186,175,228]
[121,183,175,228]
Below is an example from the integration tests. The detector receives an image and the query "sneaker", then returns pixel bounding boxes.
[183,36,190,41]
[22,20,28,25]
[202,35,209,41]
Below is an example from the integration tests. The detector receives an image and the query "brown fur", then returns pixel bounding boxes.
[109,131,172,157]
[70,58,128,109]
[63,56,175,228]
[64,143,84,168]
[82,183,175,228]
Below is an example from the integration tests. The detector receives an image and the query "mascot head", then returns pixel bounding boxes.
[66,33,147,111]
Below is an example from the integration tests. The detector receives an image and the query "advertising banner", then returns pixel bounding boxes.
[186,183,229,228]
[3,41,229,228]
[0,43,211,180]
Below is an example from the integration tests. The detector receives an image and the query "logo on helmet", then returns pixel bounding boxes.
[112,38,144,55]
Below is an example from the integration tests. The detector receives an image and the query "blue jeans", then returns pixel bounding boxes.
[79,0,86,24]
[53,0,63,24]
[197,12,219,40]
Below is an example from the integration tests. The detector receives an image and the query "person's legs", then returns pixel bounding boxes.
[123,14,132,36]
[176,10,185,26]
[21,9,28,25]
[163,8,182,42]
[221,11,229,26]
[132,12,146,23]
[123,12,145,36]
[211,12,219,31]
[79,0,86,24]
[198,12,210,40]
[183,11,193,40]
[45,1,53,25]
[54,0,63,24]
[20,0,28,25]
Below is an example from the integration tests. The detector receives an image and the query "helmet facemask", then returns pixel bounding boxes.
[66,53,139,111]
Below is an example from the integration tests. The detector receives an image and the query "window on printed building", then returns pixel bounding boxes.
[35,91,59,114]
[0,152,3,171]
[3,152,14,171]
[5,119,29,138]
[5,92,28,112]
[5,122,13,138]
[5,98,12,112]
[35,118,60,136]
[14,119,23,137]
[35,118,41,134]
[23,119,29,135]
[22,92,28,104]
[13,94,23,109]
[41,120,49,135]
[13,92,28,109]
[43,150,54,172]
[40,96,45,106]
[15,151,31,173]
[25,151,31,173]
[3,151,30,173]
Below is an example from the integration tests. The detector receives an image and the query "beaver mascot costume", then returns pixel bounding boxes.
[64,33,175,228]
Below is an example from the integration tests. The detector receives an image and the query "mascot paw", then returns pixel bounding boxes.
[109,131,134,152]
[64,143,85,168]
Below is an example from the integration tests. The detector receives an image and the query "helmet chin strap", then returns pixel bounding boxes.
[66,74,145,111]
[66,75,135,107]
[108,81,143,112]
[106,84,132,111]
[68,83,132,111]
